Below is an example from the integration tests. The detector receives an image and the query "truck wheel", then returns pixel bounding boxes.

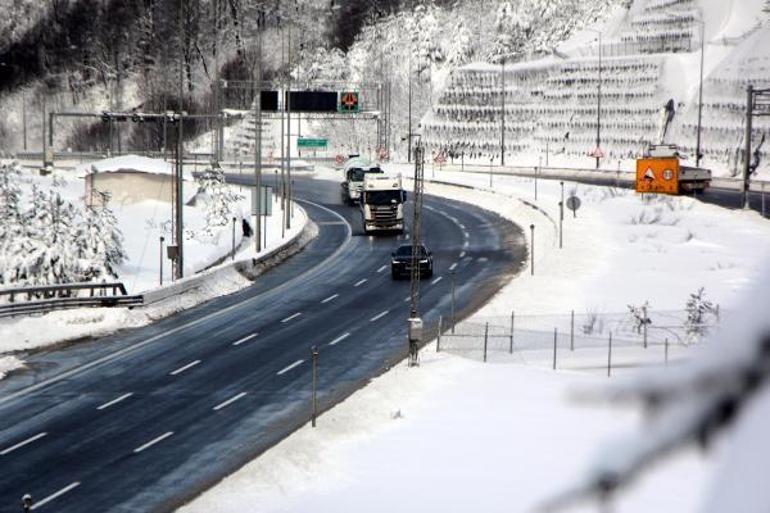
[391,269,398,280]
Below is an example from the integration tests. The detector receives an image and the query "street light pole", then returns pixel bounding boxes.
[254,9,264,252]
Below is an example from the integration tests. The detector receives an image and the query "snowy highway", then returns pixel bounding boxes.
[0,177,524,512]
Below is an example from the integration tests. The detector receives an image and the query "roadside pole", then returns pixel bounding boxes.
[311,345,318,427]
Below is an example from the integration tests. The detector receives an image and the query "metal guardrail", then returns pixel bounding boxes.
[0,282,143,318]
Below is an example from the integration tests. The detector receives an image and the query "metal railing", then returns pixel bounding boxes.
[0,282,143,318]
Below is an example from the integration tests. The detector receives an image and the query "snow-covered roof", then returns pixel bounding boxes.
[78,155,194,181]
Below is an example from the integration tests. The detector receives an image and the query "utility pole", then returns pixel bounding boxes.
[501,56,506,167]
[408,138,425,367]
[695,18,705,168]
[743,84,753,210]
[174,0,185,280]
[407,48,413,164]
[287,18,293,230]
[254,9,264,252]
[596,31,602,170]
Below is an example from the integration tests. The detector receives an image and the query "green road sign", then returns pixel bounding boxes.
[297,138,328,149]
[338,91,360,113]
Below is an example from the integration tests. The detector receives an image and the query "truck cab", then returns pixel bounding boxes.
[361,174,407,234]
[340,157,383,205]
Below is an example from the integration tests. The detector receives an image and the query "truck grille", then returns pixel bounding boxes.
[372,206,398,224]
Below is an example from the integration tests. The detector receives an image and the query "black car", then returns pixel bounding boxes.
[390,244,433,280]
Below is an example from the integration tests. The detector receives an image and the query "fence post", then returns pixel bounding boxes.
[437,315,442,352]
[552,328,557,370]
[642,305,648,349]
[570,310,574,351]
[483,322,489,363]
[607,331,613,377]
[509,310,515,354]
[665,337,669,366]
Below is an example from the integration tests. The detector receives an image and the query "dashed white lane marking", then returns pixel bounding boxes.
[133,432,174,454]
[97,393,134,411]
[0,432,47,456]
[463,241,469,249]
[459,251,466,258]
[170,360,201,376]
[376,265,387,273]
[321,293,339,304]
[431,276,443,285]
[277,360,304,376]
[449,263,458,271]
[354,278,368,287]
[233,333,258,346]
[404,296,411,303]
[30,481,81,510]
[213,392,248,411]
[370,310,389,322]
[329,332,351,346]
[281,312,302,323]
[459,223,466,230]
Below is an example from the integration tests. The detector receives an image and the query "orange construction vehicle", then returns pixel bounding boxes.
[636,145,711,195]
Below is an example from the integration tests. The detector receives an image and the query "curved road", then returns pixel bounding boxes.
[0,176,525,512]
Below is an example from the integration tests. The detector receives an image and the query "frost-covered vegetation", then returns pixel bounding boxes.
[0,163,125,288]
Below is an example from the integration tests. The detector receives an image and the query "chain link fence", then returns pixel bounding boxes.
[434,309,719,376]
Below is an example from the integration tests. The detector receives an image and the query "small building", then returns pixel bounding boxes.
[82,155,193,207]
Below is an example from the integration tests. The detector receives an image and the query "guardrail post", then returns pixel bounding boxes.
[552,328,557,370]
[570,310,575,351]
[642,305,648,349]
[607,331,613,377]
[437,315,442,352]
[483,322,489,362]
[509,310,515,354]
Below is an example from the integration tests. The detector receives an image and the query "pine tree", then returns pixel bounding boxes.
[0,163,23,284]
[193,166,244,241]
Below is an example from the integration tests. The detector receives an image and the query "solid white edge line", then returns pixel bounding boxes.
[133,431,174,454]
[321,293,339,304]
[329,332,351,346]
[370,310,389,322]
[169,360,201,376]
[277,359,304,376]
[232,333,258,346]
[431,276,443,285]
[376,265,387,273]
[354,278,367,287]
[97,393,134,411]
[281,312,302,323]
[0,432,47,456]
[213,392,248,411]
[0,197,353,410]
[30,481,81,510]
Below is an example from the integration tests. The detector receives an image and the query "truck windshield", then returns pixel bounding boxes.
[365,190,402,205]
[348,168,383,182]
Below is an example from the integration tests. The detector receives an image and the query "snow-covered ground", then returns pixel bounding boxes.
[180,165,769,513]
[0,157,308,379]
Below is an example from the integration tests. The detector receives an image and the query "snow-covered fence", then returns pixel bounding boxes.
[436,310,718,375]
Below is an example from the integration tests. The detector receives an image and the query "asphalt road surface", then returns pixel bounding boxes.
[0,175,525,512]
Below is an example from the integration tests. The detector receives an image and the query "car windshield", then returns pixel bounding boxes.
[395,245,428,257]
[365,190,402,205]
[347,168,383,182]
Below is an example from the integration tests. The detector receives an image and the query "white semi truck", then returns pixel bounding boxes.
[360,174,407,234]
[340,157,383,205]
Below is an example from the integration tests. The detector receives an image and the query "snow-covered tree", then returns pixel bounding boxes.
[446,19,474,67]
[685,287,719,337]
[78,200,126,281]
[192,166,244,241]
[487,1,532,62]
[0,163,23,284]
